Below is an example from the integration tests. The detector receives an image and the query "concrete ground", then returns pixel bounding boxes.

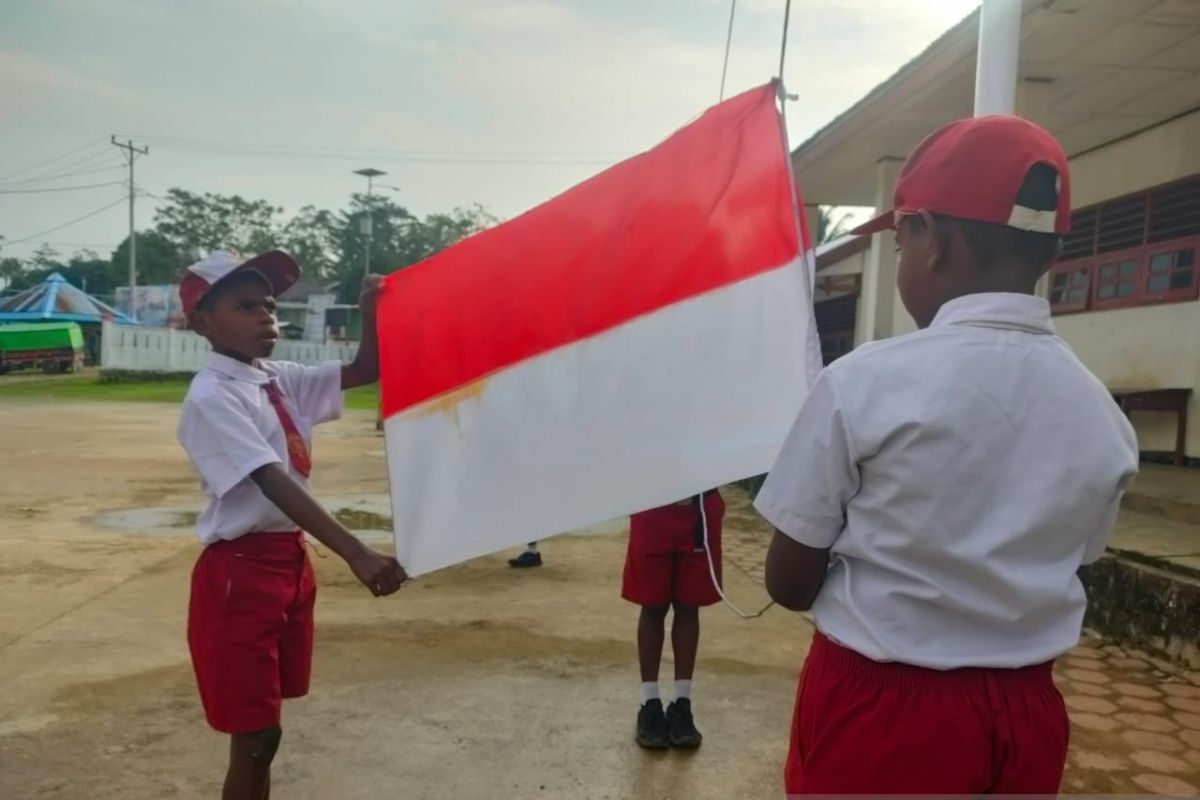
[0,401,1198,798]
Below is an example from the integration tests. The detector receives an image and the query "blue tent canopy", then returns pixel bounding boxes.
[0,273,137,324]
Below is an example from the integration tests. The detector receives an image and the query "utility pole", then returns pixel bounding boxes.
[111,136,149,313]
[353,168,385,276]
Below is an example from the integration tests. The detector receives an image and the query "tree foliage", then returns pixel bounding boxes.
[1,189,497,306]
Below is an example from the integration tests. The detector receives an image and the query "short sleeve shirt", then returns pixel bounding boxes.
[755,293,1139,669]
[177,353,343,545]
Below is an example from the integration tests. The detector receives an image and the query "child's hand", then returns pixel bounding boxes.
[359,274,385,317]
[349,548,408,596]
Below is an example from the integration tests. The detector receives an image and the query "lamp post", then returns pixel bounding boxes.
[353,168,386,276]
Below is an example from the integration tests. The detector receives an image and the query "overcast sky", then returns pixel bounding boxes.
[0,0,979,262]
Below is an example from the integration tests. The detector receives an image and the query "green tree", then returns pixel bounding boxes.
[110,230,190,287]
[153,188,282,254]
[280,205,339,278]
[325,197,495,303]
[30,243,63,271]
[61,252,115,297]
[815,206,853,244]
[328,194,419,302]
[412,204,497,261]
[0,257,24,290]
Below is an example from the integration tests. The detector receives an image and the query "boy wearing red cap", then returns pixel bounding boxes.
[177,250,406,800]
[756,117,1138,794]
[623,489,724,749]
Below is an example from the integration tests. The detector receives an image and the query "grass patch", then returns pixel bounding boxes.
[0,373,189,403]
[0,372,381,409]
[344,385,379,411]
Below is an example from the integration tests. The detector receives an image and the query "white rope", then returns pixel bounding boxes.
[718,0,737,102]
[699,493,775,619]
[778,0,792,81]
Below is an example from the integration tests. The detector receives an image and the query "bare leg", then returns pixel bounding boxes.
[671,602,699,680]
[223,727,280,800]
[638,604,670,682]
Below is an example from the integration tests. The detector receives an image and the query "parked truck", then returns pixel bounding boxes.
[0,322,85,375]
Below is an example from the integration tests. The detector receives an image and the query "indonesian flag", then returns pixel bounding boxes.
[378,82,820,576]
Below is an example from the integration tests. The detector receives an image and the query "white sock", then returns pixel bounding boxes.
[526,542,539,554]
[640,682,660,704]
[674,679,692,701]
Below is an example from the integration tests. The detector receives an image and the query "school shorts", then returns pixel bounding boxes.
[188,531,316,734]
[785,631,1069,795]
[621,490,724,608]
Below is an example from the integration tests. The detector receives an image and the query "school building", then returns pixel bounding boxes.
[800,0,1200,463]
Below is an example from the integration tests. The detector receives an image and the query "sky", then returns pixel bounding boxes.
[0,0,980,263]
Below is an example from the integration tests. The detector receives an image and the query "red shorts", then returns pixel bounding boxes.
[188,531,316,735]
[621,490,723,608]
[786,632,1069,795]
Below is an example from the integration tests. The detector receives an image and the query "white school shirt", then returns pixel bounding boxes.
[177,353,343,545]
[755,293,1139,669]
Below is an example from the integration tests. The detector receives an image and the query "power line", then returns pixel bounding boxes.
[2,197,127,246]
[117,132,631,159]
[0,159,127,190]
[0,137,108,182]
[0,181,126,195]
[110,133,628,166]
[0,148,123,187]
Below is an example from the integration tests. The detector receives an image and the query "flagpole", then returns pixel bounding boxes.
[974,0,1021,115]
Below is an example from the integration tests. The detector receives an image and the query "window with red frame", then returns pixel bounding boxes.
[1048,265,1090,312]
[1048,174,1200,314]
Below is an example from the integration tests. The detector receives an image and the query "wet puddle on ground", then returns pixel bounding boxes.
[90,494,397,545]
[90,494,628,544]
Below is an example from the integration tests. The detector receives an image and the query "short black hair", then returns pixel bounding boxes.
[903,162,1062,271]
[195,270,273,312]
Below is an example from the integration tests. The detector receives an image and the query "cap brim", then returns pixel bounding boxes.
[848,210,896,236]
[217,250,300,298]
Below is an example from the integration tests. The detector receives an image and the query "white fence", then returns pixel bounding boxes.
[101,322,358,372]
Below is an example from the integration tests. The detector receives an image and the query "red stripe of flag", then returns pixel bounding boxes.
[378,81,798,417]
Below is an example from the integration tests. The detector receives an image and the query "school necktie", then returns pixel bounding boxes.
[263,380,312,478]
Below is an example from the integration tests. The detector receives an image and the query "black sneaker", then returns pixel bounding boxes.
[635,699,670,749]
[666,698,703,748]
[508,551,542,568]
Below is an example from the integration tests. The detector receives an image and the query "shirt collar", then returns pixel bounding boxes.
[929,292,1055,335]
[203,352,271,385]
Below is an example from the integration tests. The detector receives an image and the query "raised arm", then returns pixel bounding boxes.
[342,274,384,390]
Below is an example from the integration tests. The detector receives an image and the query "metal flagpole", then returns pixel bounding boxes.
[974,0,1021,115]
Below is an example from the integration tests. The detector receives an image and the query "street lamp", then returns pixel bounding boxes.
[353,168,386,275]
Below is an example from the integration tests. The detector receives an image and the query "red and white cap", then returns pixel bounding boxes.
[850,115,1071,236]
[179,249,300,316]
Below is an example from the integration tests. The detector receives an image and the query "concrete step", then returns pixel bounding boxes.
[1110,509,1200,578]
[1121,464,1200,526]
[1083,508,1200,669]
[1081,553,1200,669]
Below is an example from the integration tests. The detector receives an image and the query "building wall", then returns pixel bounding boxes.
[1054,110,1200,458]
[1056,299,1200,458]
[1071,110,1200,208]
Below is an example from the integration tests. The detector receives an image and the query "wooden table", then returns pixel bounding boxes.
[1111,388,1192,466]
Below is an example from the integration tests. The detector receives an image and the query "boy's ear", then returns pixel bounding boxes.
[916,210,948,272]
[188,309,210,336]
